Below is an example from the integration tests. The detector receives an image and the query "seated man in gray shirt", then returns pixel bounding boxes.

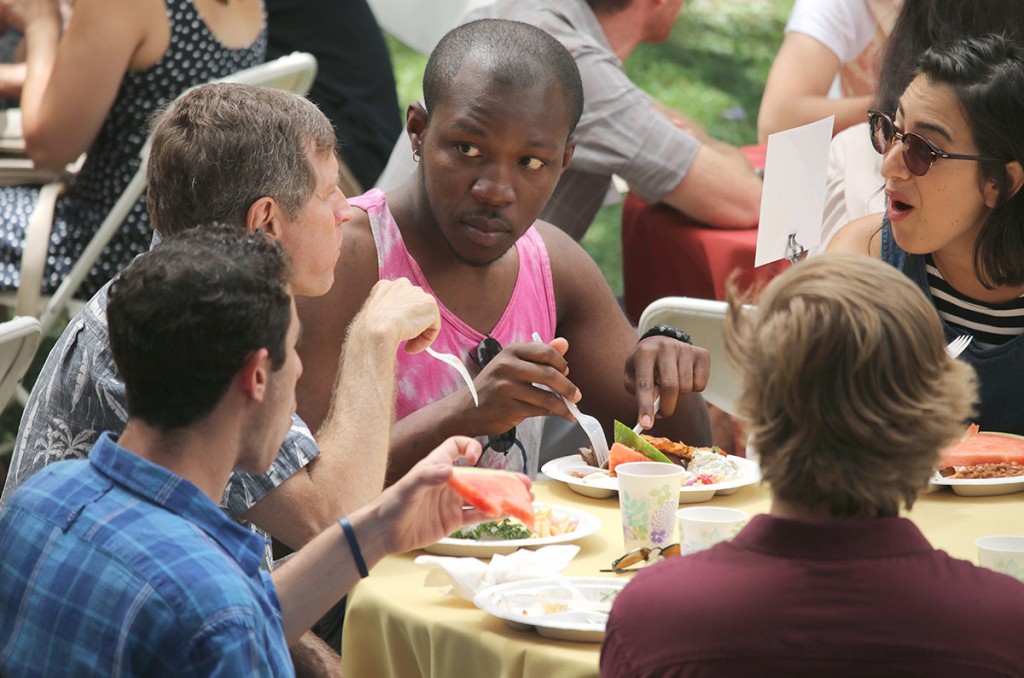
[2,83,441,668]
[377,0,762,240]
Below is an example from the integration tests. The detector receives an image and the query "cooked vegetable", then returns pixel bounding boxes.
[450,518,532,541]
[613,420,674,464]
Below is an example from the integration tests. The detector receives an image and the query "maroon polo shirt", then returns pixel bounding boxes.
[601,514,1024,677]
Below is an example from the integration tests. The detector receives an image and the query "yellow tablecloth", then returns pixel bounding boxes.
[341,479,1022,678]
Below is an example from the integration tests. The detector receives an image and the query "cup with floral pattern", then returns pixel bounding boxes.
[616,462,685,551]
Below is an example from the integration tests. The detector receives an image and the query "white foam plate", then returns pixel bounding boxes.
[541,454,761,502]
[473,577,625,643]
[422,504,602,557]
[929,474,1024,497]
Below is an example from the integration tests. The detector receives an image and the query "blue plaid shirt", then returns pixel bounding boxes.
[0,434,294,677]
[1,278,321,569]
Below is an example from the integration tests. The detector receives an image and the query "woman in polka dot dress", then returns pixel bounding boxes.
[0,0,266,298]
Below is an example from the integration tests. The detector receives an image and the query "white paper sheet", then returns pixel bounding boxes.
[755,116,834,267]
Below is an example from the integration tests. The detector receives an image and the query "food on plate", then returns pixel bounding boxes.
[450,518,532,541]
[612,420,674,463]
[578,421,741,485]
[566,467,611,482]
[448,504,579,541]
[642,434,721,464]
[608,442,656,476]
[685,449,739,485]
[940,425,1024,467]
[938,462,1024,480]
[937,425,1024,480]
[448,467,535,529]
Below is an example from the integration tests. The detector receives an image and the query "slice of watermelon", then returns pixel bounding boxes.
[612,420,674,464]
[608,442,656,476]
[448,468,535,529]
[941,430,1024,467]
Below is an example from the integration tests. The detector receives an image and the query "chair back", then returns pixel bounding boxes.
[0,316,41,414]
[30,52,319,337]
[637,297,741,417]
[218,51,317,95]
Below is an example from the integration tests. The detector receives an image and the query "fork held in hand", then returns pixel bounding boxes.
[530,332,611,466]
[946,334,972,359]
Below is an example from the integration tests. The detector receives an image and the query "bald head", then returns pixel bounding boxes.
[423,19,584,137]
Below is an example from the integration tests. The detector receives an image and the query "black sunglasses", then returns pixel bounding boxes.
[601,543,682,573]
[867,110,1008,177]
[474,336,517,455]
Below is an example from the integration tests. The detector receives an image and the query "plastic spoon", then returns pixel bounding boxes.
[425,347,479,407]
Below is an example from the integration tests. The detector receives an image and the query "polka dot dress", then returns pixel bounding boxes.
[0,0,266,298]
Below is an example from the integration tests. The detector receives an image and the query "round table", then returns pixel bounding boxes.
[341,478,1022,678]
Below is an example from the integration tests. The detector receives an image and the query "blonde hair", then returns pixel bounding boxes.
[725,255,977,517]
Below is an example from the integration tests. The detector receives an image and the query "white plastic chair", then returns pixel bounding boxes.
[637,297,741,417]
[0,316,41,415]
[0,52,318,411]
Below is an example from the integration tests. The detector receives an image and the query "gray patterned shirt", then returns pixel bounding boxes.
[1,280,321,568]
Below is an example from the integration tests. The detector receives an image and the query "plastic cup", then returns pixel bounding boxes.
[676,506,748,555]
[616,462,685,550]
[976,535,1024,582]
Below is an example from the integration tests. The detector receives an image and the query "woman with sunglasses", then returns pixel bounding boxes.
[828,35,1024,435]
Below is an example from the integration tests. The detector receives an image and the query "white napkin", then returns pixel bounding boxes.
[414,545,580,601]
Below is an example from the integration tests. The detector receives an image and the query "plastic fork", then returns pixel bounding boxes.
[531,332,611,466]
[946,334,972,359]
[425,347,480,407]
[632,395,661,435]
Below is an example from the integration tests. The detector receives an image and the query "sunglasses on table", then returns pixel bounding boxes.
[601,543,682,574]
[867,110,1009,177]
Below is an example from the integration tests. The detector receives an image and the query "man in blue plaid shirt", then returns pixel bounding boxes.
[0,227,523,676]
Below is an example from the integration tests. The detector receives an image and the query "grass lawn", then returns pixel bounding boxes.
[385,0,794,295]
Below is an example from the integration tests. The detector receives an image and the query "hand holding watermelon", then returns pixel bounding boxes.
[363,436,533,557]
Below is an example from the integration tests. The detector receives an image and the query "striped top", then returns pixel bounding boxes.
[926,256,1024,349]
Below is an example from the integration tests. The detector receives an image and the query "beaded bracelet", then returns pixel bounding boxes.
[338,515,369,579]
[638,324,692,345]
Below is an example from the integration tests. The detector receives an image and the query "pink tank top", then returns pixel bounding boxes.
[350,189,558,474]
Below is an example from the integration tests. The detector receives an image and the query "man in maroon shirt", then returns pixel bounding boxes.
[601,255,1024,677]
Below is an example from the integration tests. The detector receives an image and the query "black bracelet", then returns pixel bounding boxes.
[339,515,369,578]
[639,324,692,345]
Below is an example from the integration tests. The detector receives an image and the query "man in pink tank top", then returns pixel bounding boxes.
[297,19,713,480]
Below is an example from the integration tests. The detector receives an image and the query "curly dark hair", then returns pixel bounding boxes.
[423,19,584,137]
[725,255,977,518]
[108,226,293,430]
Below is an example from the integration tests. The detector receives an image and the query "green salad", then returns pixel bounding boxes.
[450,518,531,541]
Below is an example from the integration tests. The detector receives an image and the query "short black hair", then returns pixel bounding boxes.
[423,19,584,136]
[108,226,293,430]
[915,35,1024,287]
